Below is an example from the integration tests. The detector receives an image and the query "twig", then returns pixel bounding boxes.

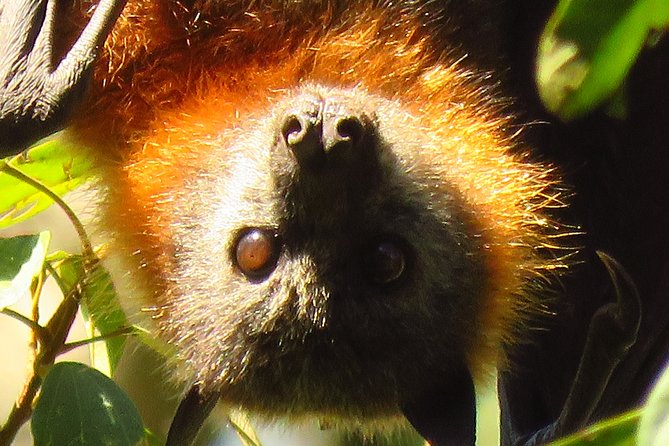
[60,326,134,354]
[0,308,49,344]
[0,286,84,445]
[0,375,42,445]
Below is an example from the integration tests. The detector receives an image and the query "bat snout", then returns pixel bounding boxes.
[278,93,376,172]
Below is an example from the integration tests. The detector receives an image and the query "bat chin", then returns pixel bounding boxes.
[166,360,477,446]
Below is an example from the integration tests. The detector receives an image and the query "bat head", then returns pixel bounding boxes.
[164,84,486,421]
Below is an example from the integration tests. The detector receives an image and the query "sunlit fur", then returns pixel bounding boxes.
[67,0,567,425]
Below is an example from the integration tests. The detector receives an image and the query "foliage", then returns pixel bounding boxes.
[0,136,93,229]
[548,410,641,446]
[32,362,144,446]
[0,144,145,445]
[637,359,669,446]
[0,137,261,446]
[536,0,669,120]
[0,232,50,308]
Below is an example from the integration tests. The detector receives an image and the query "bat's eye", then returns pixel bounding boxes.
[365,240,407,285]
[234,228,280,279]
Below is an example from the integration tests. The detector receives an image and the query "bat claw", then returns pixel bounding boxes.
[595,251,641,345]
[0,0,127,154]
[503,252,642,446]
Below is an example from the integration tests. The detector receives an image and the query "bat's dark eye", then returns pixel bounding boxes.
[365,240,407,285]
[234,228,280,279]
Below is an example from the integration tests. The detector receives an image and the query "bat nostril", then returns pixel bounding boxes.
[282,114,305,146]
[323,115,365,157]
[323,113,372,160]
[336,116,364,145]
[281,112,324,167]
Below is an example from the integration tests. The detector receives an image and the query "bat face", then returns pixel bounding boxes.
[67,0,565,435]
[163,84,486,418]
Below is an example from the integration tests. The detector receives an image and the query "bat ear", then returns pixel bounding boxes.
[165,385,221,446]
[401,366,476,446]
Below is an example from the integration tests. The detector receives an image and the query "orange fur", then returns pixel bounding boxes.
[69,0,565,390]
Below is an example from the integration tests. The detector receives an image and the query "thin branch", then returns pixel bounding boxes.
[60,326,134,354]
[0,308,48,342]
[29,268,45,354]
[0,288,84,445]
[0,374,42,445]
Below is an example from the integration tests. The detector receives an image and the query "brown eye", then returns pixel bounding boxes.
[366,240,407,285]
[234,228,280,279]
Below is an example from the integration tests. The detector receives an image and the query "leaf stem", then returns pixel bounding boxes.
[0,308,49,343]
[29,269,46,355]
[60,326,134,354]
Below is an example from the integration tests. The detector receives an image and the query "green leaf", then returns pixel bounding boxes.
[32,362,144,446]
[143,428,164,446]
[0,232,51,308]
[0,133,94,229]
[131,324,177,359]
[50,254,128,375]
[81,264,128,376]
[548,410,641,445]
[536,0,666,120]
[229,410,263,446]
[637,360,669,445]
[648,0,669,28]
